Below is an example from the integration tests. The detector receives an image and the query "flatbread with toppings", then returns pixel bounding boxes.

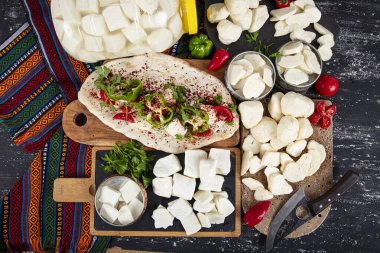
[78,53,239,153]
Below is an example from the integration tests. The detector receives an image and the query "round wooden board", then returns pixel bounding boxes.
[204,0,340,58]
[241,100,334,238]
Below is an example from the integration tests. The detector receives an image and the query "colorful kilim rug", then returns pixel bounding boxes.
[0,0,205,252]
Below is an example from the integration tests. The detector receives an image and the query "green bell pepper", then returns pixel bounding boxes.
[189,34,214,59]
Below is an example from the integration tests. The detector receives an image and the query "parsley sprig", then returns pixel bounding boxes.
[245,32,282,59]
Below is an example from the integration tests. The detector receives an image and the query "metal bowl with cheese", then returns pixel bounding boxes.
[225,51,276,101]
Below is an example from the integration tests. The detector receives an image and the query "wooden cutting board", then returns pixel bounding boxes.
[241,100,333,238]
[62,59,239,147]
[53,147,241,237]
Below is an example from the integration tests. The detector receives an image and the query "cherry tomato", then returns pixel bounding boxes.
[213,105,233,122]
[320,116,331,129]
[315,74,339,97]
[192,129,212,138]
[275,0,291,8]
[309,112,322,126]
[325,104,337,117]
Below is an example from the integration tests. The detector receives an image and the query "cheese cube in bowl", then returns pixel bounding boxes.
[275,40,323,92]
[95,175,148,227]
[225,51,276,101]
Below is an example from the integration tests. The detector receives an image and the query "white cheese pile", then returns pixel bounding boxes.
[276,41,321,86]
[239,92,326,201]
[151,149,235,235]
[97,178,144,225]
[51,0,183,62]
[228,53,274,99]
[270,0,335,61]
[207,0,269,45]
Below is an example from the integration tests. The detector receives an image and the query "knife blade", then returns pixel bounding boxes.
[266,170,360,252]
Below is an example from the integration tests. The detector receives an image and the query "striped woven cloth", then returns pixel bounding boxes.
[0,0,204,252]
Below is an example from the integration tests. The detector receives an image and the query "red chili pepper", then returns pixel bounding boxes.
[243,201,271,228]
[213,105,233,122]
[208,49,230,71]
[99,89,115,105]
[309,101,337,129]
[275,0,291,8]
[192,129,212,138]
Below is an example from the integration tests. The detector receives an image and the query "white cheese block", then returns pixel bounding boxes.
[153,154,182,178]
[259,143,278,158]
[197,213,211,228]
[243,54,266,71]
[268,92,284,122]
[281,92,315,118]
[193,200,216,213]
[207,3,230,23]
[76,0,98,14]
[99,0,118,7]
[135,0,159,15]
[304,5,321,23]
[53,19,64,40]
[233,59,254,79]
[120,0,141,21]
[251,117,277,143]
[61,25,83,54]
[307,140,326,161]
[152,205,174,229]
[286,140,307,157]
[317,33,335,47]
[215,197,235,217]
[314,23,331,35]
[209,148,231,175]
[103,33,127,53]
[293,0,315,10]
[119,180,141,204]
[281,41,304,55]
[184,149,207,178]
[285,13,311,27]
[268,173,293,196]
[297,118,314,140]
[249,155,265,174]
[83,33,104,52]
[242,76,266,99]
[229,64,247,87]
[277,116,299,144]
[167,198,193,220]
[172,173,196,200]
[204,213,225,224]
[81,14,107,36]
[242,134,261,154]
[51,0,62,19]
[242,177,264,191]
[274,20,291,37]
[147,28,174,52]
[254,187,274,201]
[280,152,294,172]
[118,205,135,225]
[238,101,264,129]
[60,0,81,24]
[306,150,323,176]
[296,153,313,173]
[199,159,217,182]
[261,151,281,167]
[284,69,309,86]
[250,5,269,33]
[102,5,130,32]
[225,0,249,15]
[122,23,147,44]
[159,0,179,18]
[194,190,213,204]
[141,11,168,30]
[128,198,144,219]
[152,177,173,198]
[270,6,297,20]
[198,175,225,192]
[297,60,314,74]
[290,29,316,43]
[318,45,333,61]
[100,204,119,223]
[217,20,243,45]
[283,161,305,183]
[99,186,121,207]
[303,48,321,74]
[265,167,280,180]
[262,67,274,87]
[230,9,252,30]
[278,54,304,68]
[180,212,202,235]
[168,14,183,39]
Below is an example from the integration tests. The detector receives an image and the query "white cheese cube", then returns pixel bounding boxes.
[193,190,213,204]
[193,201,215,213]
[76,0,98,14]
[230,9,252,30]
[215,197,235,217]
[184,150,207,178]
[152,177,172,198]
[122,23,147,44]
[242,77,266,99]
[152,205,174,229]
[261,152,281,167]
[99,186,120,207]
[207,3,230,23]
[168,14,183,40]
[128,198,144,219]
[172,173,196,200]
[81,14,108,36]
[212,191,228,199]
[197,213,211,228]
[153,154,182,178]
[141,11,168,29]
[198,175,225,192]
[60,0,81,24]
[83,34,104,52]
[102,5,130,32]
[249,155,265,174]
[209,148,231,175]
[118,205,135,225]
[286,140,307,157]
[103,33,126,53]
[228,64,246,86]
[204,213,225,224]
[167,198,193,220]
[199,159,217,182]
[242,177,264,191]
[147,28,174,52]
[120,0,141,20]
[180,212,202,236]
[280,41,304,55]
[100,204,119,223]
[135,0,159,15]
[119,180,141,204]
[217,20,242,45]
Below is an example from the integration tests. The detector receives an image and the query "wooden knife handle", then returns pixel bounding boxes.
[309,170,360,215]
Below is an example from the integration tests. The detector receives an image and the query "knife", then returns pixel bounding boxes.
[266,170,360,252]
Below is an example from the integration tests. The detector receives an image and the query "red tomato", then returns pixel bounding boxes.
[192,129,212,138]
[213,105,233,122]
[315,74,339,97]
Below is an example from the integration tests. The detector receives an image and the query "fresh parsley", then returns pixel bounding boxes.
[175,134,184,140]
[245,32,282,59]
[228,103,238,113]
[100,141,155,188]
[214,94,223,105]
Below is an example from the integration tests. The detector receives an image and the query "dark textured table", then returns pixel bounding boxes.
[0,0,379,252]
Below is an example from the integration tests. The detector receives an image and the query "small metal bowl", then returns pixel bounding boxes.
[275,40,323,93]
[225,51,276,101]
[94,175,148,227]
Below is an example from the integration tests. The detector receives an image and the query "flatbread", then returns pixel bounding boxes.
[78,53,239,153]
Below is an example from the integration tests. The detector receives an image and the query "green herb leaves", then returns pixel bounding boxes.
[245,32,282,59]
[101,141,154,188]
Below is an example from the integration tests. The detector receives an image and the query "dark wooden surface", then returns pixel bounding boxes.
[0,0,379,252]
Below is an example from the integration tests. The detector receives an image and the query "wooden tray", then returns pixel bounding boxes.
[53,147,241,237]
[62,59,239,147]
[241,100,333,238]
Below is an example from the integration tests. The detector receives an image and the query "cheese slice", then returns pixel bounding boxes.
[242,177,264,191]
[135,0,159,15]
[242,76,266,99]
[314,23,331,35]
[81,14,108,36]
[262,67,274,87]
[61,25,83,54]
[215,197,235,217]
[304,5,321,23]
[284,69,309,86]
[83,33,104,52]
[100,204,119,223]
[159,0,179,18]
[317,33,335,47]
[198,175,225,192]
[278,54,304,68]
[303,48,321,74]
[184,149,207,178]
[99,0,118,7]
[128,198,144,219]
[103,33,126,53]
[102,5,130,32]
[193,190,213,204]
[120,0,141,21]
[153,154,182,177]
[180,212,202,235]
[147,28,174,52]
[152,177,173,198]
[270,6,297,20]
[197,213,211,228]
[209,148,231,175]
[249,5,269,32]
[122,23,147,44]
[118,205,135,225]
[193,201,216,213]
[281,41,304,55]
[167,198,193,220]
[172,173,196,200]
[76,0,99,14]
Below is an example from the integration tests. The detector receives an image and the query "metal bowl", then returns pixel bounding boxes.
[225,51,276,101]
[94,175,148,227]
[275,40,323,93]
